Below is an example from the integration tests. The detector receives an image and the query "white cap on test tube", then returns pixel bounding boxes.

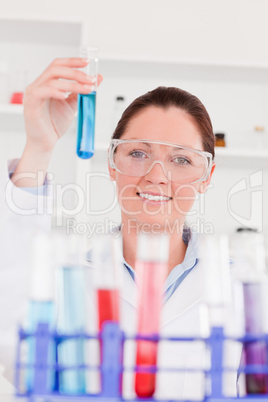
[93,234,122,289]
[65,234,87,266]
[198,234,232,328]
[199,234,231,306]
[231,231,266,281]
[30,232,54,301]
[137,232,170,263]
[52,232,88,266]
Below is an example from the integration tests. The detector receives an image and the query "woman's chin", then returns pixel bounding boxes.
[122,213,185,235]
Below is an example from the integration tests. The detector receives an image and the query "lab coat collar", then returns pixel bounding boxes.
[116,233,139,309]
[164,230,199,293]
[161,258,203,329]
[161,231,203,328]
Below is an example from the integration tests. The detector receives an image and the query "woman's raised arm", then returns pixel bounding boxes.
[11,57,103,187]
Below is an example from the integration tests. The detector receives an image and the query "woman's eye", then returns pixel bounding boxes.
[129,150,147,158]
[172,156,191,165]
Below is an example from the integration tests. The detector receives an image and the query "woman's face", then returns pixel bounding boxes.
[109,106,214,233]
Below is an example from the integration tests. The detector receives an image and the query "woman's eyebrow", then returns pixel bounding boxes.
[143,142,152,148]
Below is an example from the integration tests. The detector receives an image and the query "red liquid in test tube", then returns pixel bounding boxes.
[97,288,120,371]
[93,235,121,332]
[135,260,166,397]
[93,235,122,395]
[135,233,169,398]
[97,288,120,330]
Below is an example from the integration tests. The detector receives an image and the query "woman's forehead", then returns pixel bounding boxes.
[121,106,204,149]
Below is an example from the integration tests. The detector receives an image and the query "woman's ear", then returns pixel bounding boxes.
[198,163,216,194]
[108,164,116,181]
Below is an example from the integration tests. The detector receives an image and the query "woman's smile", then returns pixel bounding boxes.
[137,191,172,203]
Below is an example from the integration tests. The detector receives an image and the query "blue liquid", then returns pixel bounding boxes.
[76,92,96,159]
[57,266,87,395]
[26,301,55,392]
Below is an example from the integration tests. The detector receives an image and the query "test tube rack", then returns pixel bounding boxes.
[15,322,268,402]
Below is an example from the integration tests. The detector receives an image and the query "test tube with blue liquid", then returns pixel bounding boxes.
[25,233,56,393]
[77,46,98,159]
[56,234,88,395]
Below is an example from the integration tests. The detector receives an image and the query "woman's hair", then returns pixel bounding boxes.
[112,86,215,158]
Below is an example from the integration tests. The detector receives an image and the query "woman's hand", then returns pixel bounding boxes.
[24,58,102,153]
[12,58,102,187]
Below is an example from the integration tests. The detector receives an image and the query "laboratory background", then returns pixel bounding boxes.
[0,0,268,240]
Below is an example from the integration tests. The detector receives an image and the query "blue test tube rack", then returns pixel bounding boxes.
[15,322,268,402]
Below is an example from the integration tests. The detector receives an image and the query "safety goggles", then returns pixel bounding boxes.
[108,139,213,184]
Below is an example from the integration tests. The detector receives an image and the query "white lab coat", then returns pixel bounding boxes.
[0,160,242,399]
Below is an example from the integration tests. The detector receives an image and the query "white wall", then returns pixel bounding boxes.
[1,0,268,64]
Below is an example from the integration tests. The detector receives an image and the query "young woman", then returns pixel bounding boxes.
[1,58,241,398]
[11,57,215,274]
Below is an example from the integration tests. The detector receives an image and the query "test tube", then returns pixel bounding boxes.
[25,233,56,392]
[76,46,98,159]
[135,233,169,398]
[93,235,121,331]
[198,234,232,327]
[56,235,88,395]
[198,235,237,397]
[243,282,268,394]
[92,235,122,392]
[232,232,268,394]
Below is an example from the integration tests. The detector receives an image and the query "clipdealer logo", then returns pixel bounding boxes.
[227,170,263,230]
[4,171,118,223]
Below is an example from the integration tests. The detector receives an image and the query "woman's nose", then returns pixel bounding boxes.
[144,161,168,184]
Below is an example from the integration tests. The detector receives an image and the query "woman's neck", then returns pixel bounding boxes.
[121,220,188,277]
